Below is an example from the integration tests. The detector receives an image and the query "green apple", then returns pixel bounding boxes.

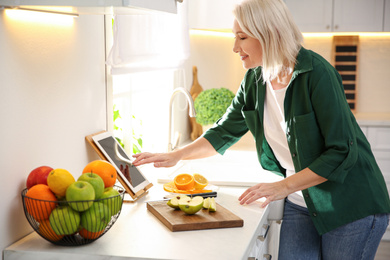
[78,172,105,199]
[49,206,80,235]
[66,181,95,212]
[178,196,204,215]
[100,187,123,216]
[167,195,190,209]
[80,202,110,232]
[208,197,217,212]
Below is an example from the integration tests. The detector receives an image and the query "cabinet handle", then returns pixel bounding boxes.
[334,25,339,30]
[263,254,272,260]
[257,224,270,242]
[176,0,183,2]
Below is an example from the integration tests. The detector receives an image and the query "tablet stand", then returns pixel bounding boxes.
[85,131,153,203]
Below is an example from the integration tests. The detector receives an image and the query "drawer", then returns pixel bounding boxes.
[248,219,270,259]
[367,127,390,150]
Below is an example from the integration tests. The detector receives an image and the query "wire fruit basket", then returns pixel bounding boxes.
[21,185,125,246]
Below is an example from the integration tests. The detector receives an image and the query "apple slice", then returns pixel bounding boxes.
[167,195,189,209]
[203,197,210,209]
[178,196,204,215]
[208,197,217,212]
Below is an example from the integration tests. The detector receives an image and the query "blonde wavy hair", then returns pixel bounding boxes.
[233,0,303,82]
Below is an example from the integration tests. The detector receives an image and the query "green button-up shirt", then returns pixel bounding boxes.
[203,47,390,235]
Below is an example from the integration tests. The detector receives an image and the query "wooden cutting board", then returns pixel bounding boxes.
[147,201,244,232]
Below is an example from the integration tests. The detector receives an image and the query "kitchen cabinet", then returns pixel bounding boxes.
[248,218,281,260]
[0,0,179,14]
[285,0,385,32]
[385,0,390,31]
[188,0,238,30]
[189,0,386,32]
[284,0,333,32]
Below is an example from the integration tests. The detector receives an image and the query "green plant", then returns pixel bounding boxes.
[113,105,143,154]
[194,88,235,126]
[113,105,124,148]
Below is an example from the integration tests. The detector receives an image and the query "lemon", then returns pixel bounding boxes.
[47,168,75,198]
[193,173,208,190]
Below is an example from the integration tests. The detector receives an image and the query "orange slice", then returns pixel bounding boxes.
[163,182,212,194]
[174,173,194,190]
[193,173,208,190]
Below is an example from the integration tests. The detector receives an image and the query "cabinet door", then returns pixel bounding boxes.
[188,0,238,30]
[284,0,333,32]
[385,0,390,31]
[333,0,385,32]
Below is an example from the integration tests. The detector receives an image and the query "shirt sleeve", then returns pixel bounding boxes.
[202,75,251,155]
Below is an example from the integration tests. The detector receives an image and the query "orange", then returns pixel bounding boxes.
[193,173,208,190]
[78,228,104,240]
[82,160,117,188]
[25,184,57,221]
[174,173,195,190]
[47,169,75,198]
[38,219,64,241]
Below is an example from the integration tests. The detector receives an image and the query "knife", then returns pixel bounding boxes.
[145,192,218,203]
[165,191,217,199]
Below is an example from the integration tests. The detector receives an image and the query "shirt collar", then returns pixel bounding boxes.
[292,46,313,78]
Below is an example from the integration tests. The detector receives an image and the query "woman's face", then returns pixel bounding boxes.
[232,19,263,69]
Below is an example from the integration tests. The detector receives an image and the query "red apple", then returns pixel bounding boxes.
[26,166,53,189]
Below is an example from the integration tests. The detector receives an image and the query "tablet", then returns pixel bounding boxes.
[92,132,151,194]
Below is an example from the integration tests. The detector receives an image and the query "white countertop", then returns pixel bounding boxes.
[5,158,284,260]
[4,186,267,260]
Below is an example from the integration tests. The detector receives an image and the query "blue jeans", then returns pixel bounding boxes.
[278,199,389,260]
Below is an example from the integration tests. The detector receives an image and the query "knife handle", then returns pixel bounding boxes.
[188,192,217,198]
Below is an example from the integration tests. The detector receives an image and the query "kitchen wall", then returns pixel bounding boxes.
[185,32,390,148]
[0,12,107,253]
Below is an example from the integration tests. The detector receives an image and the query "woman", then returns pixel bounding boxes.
[133,0,390,259]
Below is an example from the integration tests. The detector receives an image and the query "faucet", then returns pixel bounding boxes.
[168,87,196,152]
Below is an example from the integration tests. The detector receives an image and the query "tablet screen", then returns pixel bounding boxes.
[95,136,146,188]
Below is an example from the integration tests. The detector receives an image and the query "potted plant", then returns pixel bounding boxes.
[194,88,235,131]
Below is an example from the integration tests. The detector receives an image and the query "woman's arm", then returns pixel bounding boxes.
[132,137,217,167]
[238,168,327,207]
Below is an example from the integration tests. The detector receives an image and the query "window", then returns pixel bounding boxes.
[113,69,190,155]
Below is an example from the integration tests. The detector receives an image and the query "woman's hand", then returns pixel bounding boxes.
[132,137,217,168]
[238,168,327,208]
[132,152,181,168]
[238,181,290,208]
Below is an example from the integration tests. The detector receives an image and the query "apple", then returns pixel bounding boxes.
[100,187,123,216]
[49,206,80,235]
[78,172,105,199]
[178,196,204,215]
[66,181,95,212]
[167,195,190,209]
[80,202,110,232]
[26,166,53,189]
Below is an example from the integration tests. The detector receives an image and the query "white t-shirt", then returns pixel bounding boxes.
[263,81,307,208]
